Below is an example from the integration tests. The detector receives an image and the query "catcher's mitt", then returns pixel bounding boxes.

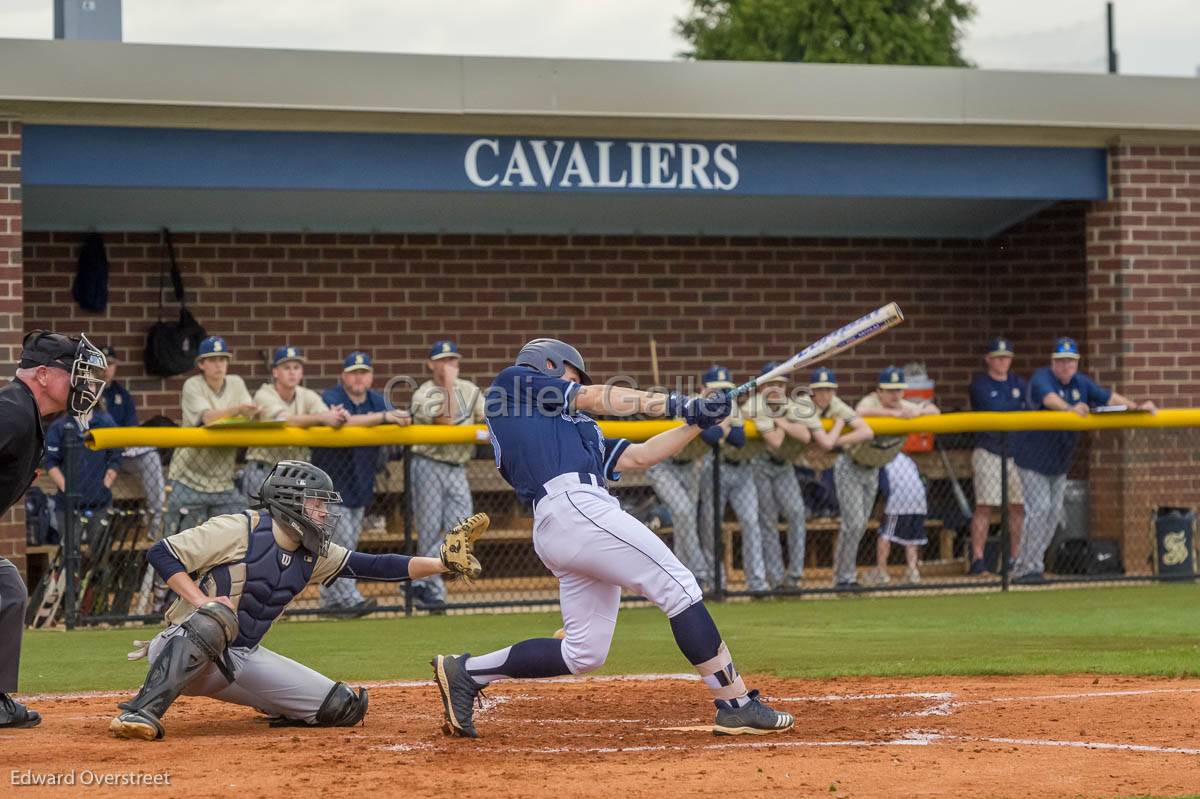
[439,513,489,582]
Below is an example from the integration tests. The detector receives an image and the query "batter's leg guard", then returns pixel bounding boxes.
[110,602,238,741]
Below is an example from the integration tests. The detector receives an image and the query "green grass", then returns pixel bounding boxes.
[19,583,1200,694]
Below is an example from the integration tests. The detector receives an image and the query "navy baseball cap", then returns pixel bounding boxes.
[878,366,907,389]
[987,337,1015,357]
[272,345,305,367]
[702,365,735,389]
[196,336,230,361]
[810,368,837,389]
[758,361,786,384]
[429,340,460,360]
[343,351,373,372]
[1052,337,1081,359]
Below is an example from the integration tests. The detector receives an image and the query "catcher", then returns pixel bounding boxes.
[109,459,486,740]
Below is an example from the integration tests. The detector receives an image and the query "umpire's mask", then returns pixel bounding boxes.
[19,330,108,429]
[250,460,342,557]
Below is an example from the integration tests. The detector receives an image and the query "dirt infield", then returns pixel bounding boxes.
[5,674,1200,798]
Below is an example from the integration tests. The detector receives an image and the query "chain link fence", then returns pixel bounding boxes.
[22,420,1200,628]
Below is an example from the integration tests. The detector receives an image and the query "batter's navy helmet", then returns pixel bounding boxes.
[516,338,592,385]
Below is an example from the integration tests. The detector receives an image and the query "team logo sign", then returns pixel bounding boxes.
[1162,531,1189,566]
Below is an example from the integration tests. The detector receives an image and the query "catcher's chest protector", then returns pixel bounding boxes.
[209,512,315,648]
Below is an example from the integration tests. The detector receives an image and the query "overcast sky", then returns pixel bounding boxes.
[2,0,1197,77]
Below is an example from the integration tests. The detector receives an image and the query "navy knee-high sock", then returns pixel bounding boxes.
[464,638,571,686]
[669,601,750,708]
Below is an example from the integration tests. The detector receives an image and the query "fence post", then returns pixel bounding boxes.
[999,432,1011,592]
[710,443,725,601]
[401,445,413,617]
[62,433,81,629]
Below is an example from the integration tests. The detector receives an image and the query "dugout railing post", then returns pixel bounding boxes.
[709,442,725,601]
[62,433,82,630]
[401,445,414,617]
[999,432,1011,592]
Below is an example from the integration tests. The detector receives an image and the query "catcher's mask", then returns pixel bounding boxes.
[249,460,342,557]
[19,330,108,430]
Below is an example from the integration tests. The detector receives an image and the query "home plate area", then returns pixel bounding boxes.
[7,674,1200,798]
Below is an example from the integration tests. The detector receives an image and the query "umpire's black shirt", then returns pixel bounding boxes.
[0,378,45,515]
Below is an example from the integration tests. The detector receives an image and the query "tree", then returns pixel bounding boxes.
[676,0,976,67]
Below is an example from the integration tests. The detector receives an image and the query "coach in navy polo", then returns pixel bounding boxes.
[1012,337,1155,584]
[312,351,410,614]
[966,337,1026,575]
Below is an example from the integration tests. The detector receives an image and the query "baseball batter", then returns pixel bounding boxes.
[109,460,485,740]
[746,362,821,589]
[432,339,793,738]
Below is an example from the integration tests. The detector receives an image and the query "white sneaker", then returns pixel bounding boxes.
[862,568,890,586]
[905,567,921,584]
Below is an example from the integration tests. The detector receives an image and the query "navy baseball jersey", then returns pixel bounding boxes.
[968,372,1026,455]
[485,366,630,505]
[1015,367,1111,476]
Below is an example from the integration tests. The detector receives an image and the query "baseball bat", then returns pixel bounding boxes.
[731,302,905,398]
[936,441,973,518]
[649,336,661,387]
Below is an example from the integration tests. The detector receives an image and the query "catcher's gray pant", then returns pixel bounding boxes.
[147,623,335,724]
[1014,469,1066,577]
[647,460,709,585]
[0,558,27,692]
[320,506,367,608]
[122,449,165,541]
[832,455,880,585]
[411,455,472,601]
[166,479,244,533]
[698,455,768,592]
[754,457,808,584]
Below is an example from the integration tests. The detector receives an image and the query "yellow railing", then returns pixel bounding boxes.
[84,409,1200,450]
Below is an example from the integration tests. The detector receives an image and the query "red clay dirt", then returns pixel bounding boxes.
[4,674,1199,798]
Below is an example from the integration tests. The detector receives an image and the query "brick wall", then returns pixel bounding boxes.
[1,120,23,573]
[22,204,1087,423]
[1085,144,1200,569]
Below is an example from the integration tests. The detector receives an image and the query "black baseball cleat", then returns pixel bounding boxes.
[713,690,794,736]
[0,694,41,729]
[431,653,483,738]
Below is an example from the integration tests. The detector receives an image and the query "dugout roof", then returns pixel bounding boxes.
[2,38,1198,238]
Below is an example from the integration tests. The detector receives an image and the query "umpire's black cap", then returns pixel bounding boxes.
[18,330,79,371]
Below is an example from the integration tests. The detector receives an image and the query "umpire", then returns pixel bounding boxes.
[0,330,107,728]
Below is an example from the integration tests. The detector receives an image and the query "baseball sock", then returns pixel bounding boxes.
[464,638,570,686]
[670,601,751,709]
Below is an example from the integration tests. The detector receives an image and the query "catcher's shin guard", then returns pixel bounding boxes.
[314,682,368,726]
[268,681,369,728]
[111,602,238,740]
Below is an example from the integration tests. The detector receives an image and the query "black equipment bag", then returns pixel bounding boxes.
[144,229,207,377]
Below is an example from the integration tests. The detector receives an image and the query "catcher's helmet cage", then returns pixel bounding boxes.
[250,460,342,557]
